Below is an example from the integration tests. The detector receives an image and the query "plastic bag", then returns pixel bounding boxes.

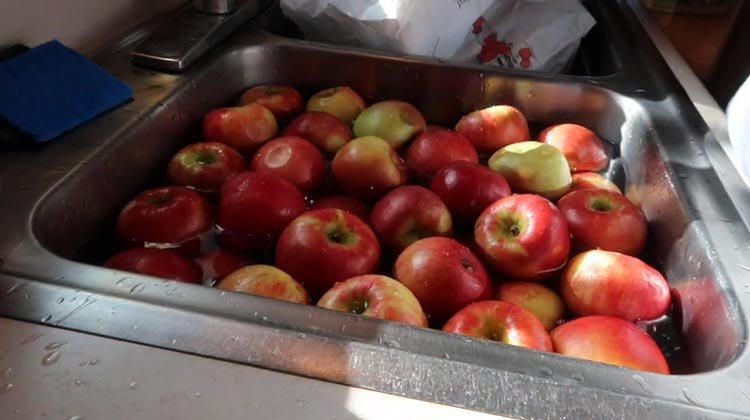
[280,0,595,73]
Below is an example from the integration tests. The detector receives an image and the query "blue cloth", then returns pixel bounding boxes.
[0,40,132,142]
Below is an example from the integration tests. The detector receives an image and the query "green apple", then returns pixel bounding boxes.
[353,100,426,149]
[488,141,571,200]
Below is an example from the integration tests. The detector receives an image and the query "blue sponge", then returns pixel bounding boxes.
[0,40,132,142]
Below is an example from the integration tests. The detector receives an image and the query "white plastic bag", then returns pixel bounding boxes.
[280,0,595,73]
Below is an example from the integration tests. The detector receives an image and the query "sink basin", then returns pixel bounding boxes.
[1,1,750,419]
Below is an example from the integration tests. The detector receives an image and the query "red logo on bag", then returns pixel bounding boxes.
[472,17,486,35]
[518,47,533,69]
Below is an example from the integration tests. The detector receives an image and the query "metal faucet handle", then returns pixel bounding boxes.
[193,0,237,14]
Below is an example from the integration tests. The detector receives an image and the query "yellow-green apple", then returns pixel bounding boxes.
[331,136,408,200]
[394,237,491,323]
[194,248,247,283]
[250,136,326,193]
[203,104,278,156]
[442,301,552,351]
[474,194,570,280]
[550,315,670,374]
[275,209,380,300]
[489,141,572,200]
[310,195,370,222]
[494,281,565,331]
[217,264,309,304]
[370,186,453,253]
[570,172,621,194]
[454,105,529,154]
[282,111,353,155]
[317,274,428,327]
[217,172,307,253]
[353,100,426,149]
[561,250,670,322]
[105,248,202,283]
[117,186,212,256]
[539,124,609,172]
[557,188,647,255]
[404,129,478,180]
[430,161,511,223]
[168,142,245,192]
[239,85,303,121]
[306,86,366,125]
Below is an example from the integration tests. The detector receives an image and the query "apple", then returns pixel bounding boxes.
[283,111,353,155]
[250,136,326,193]
[317,274,428,327]
[570,172,621,194]
[310,195,370,222]
[194,249,247,283]
[494,281,565,331]
[353,100,426,149]
[557,188,647,255]
[117,186,212,256]
[239,85,303,121]
[202,103,278,155]
[331,136,408,200]
[474,194,570,280]
[550,315,670,374]
[394,237,491,323]
[216,264,309,304]
[455,105,529,154]
[430,161,511,223]
[539,123,609,172]
[489,141,572,200]
[306,86,366,125]
[275,209,380,299]
[217,172,307,253]
[105,248,202,284]
[404,129,478,180]
[442,301,552,351]
[370,186,453,253]
[561,250,671,322]
[168,142,245,192]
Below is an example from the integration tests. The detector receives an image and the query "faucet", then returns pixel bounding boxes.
[132,0,272,72]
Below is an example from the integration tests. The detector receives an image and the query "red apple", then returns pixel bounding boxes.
[539,124,609,172]
[217,172,307,253]
[275,209,380,299]
[217,264,309,304]
[494,281,565,331]
[117,186,212,256]
[331,136,408,200]
[168,142,245,192]
[370,186,453,253]
[442,301,552,351]
[474,194,570,280]
[202,103,278,155]
[561,250,671,322]
[194,249,247,282]
[353,100,426,149]
[306,86,366,125]
[239,85,303,121]
[557,188,647,255]
[404,129,478,180]
[317,274,428,327]
[105,248,201,283]
[394,237,491,323]
[570,172,621,194]
[550,315,670,374]
[310,195,370,222]
[430,161,511,223]
[283,111,353,155]
[455,105,529,154]
[250,136,326,193]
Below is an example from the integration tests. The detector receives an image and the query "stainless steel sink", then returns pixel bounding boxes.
[1,1,750,418]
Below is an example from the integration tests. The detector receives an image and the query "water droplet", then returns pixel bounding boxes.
[170,338,177,345]
[571,373,584,382]
[44,340,68,350]
[41,314,52,323]
[633,374,652,394]
[21,331,44,345]
[1,382,14,393]
[682,388,703,406]
[129,382,137,390]
[129,283,145,295]
[131,324,138,330]
[89,357,100,366]
[13,409,20,415]
[3,367,12,376]
[56,297,64,304]
[41,351,60,366]
[339,325,346,333]
[194,391,201,398]
[739,264,750,272]
[539,367,552,377]
[75,379,87,386]
[443,353,450,359]
[116,277,134,287]
[68,416,82,420]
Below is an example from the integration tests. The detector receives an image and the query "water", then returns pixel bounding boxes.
[632,374,653,394]
[89,357,100,366]
[129,382,138,390]
[44,340,68,350]
[41,351,60,366]
[129,283,145,295]
[21,331,44,345]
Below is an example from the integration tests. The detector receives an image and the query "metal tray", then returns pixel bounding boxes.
[1,1,750,418]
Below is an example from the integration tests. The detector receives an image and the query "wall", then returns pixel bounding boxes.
[0,0,186,53]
